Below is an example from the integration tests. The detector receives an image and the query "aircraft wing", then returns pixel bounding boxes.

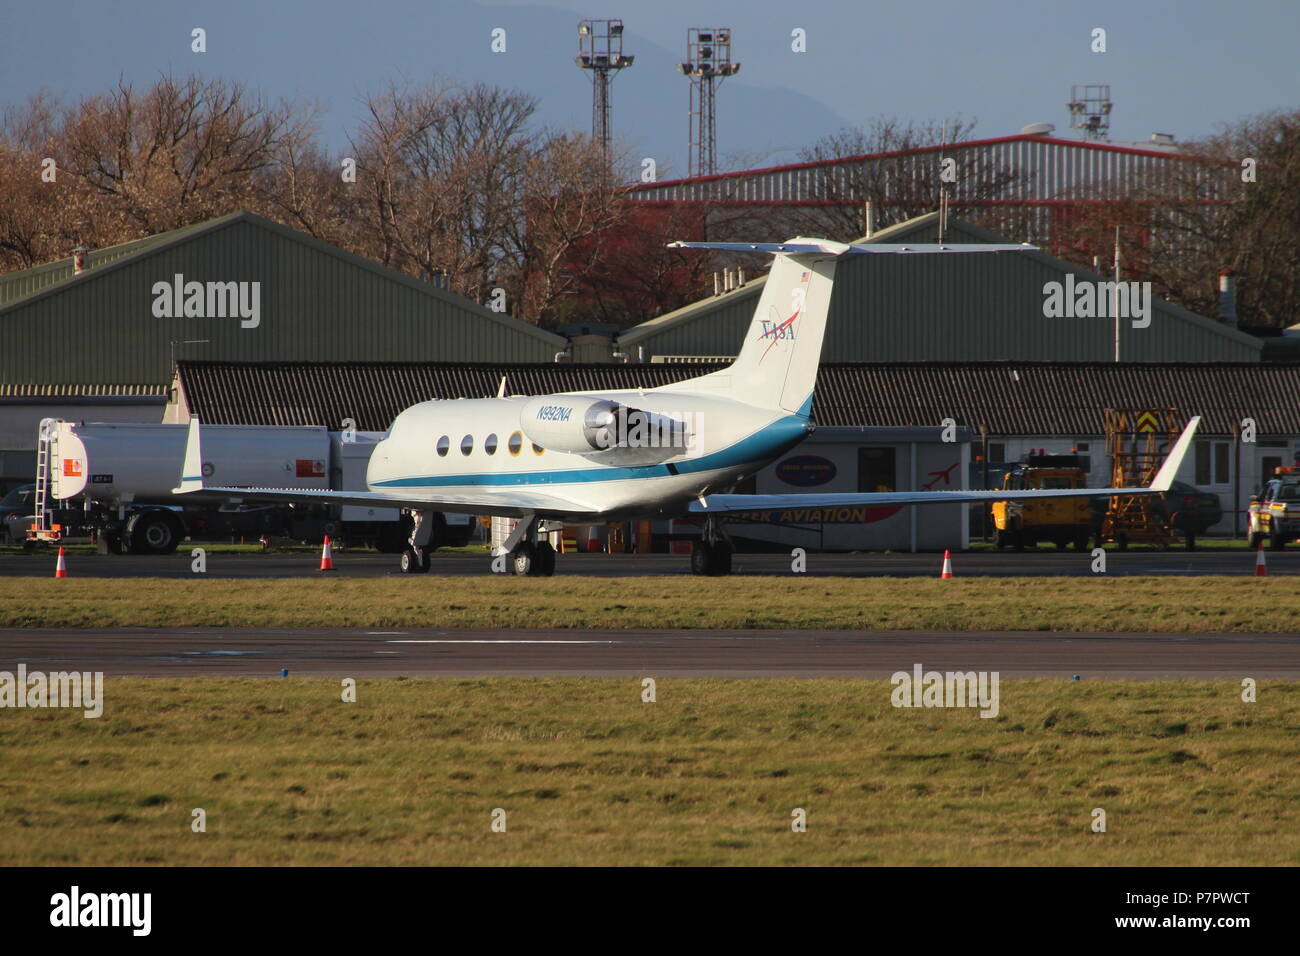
[693,417,1201,514]
[171,417,586,518]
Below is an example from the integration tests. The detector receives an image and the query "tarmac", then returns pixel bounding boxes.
[5,627,1297,679]
[0,548,1293,578]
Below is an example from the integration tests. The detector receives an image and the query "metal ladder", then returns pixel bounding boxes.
[30,418,56,540]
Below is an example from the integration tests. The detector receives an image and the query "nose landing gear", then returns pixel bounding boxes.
[398,510,435,574]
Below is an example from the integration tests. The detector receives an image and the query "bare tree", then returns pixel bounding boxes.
[350,79,537,305]
[58,74,303,233]
[1051,110,1300,327]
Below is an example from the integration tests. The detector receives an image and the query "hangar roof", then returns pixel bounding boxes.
[620,212,1261,364]
[0,211,566,386]
[175,359,1300,437]
[624,134,1203,204]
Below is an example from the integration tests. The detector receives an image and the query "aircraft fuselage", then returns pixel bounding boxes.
[366,391,814,521]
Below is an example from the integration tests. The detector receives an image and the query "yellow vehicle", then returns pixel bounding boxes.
[992,454,1093,551]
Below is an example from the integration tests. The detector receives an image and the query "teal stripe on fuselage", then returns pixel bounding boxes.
[373,398,813,490]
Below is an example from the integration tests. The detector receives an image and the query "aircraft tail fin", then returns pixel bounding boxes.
[665,239,1035,415]
[172,416,205,494]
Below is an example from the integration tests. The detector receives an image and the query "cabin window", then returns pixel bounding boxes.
[436,435,450,457]
[508,431,523,456]
[484,433,499,455]
[460,435,474,455]
[532,442,545,455]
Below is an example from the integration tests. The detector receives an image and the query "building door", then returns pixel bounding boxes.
[858,447,896,493]
[1260,453,1283,490]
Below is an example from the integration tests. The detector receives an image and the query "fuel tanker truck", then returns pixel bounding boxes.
[28,419,475,554]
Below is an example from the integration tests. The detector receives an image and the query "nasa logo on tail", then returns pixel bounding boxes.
[756,277,809,362]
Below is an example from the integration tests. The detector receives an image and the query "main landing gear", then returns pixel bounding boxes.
[509,539,557,577]
[495,513,557,577]
[691,514,734,576]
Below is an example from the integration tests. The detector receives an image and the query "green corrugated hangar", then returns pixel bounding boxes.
[0,211,564,482]
[621,212,1261,364]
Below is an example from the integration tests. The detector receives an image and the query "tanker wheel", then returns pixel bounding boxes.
[130,511,183,555]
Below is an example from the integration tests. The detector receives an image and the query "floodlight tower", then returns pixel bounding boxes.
[677,28,740,178]
[1068,84,1113,141]
[575,19,634,154]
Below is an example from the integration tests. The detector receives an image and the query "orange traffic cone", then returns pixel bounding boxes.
[940,549,953,579]
[54,546,68,578]
[319,535,334,571]
[1255,543,1267,577]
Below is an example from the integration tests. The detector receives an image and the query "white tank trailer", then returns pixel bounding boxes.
[37,420,474,555]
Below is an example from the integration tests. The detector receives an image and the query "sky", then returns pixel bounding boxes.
[3,0,1297,177]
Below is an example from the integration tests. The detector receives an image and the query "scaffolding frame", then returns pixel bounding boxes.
[1100,408,1180,547]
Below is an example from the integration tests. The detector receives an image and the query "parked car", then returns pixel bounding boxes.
[1154,480,1222,546]
[0,483,35,543]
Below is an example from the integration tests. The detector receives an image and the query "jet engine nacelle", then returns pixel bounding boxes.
[520,396,625,454]
[519,396,688,455]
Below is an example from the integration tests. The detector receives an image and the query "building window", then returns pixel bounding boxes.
[436,435,449,457]
[484,433,498,455]
[460,435,474,455]
[858,447,896,493]
[987,442,1006,463]
[508,431,523,456]
[1214,442,1229,485]
[1195,440,1230,485]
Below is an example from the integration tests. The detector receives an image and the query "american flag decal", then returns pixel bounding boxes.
[800,271,810,281]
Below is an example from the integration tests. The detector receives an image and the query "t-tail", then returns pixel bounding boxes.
[666,237,1037,416]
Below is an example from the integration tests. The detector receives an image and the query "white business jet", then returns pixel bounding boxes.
[175,237,1199,576]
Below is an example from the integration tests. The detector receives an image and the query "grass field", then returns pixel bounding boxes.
[1,678,1296,865]
[1,576,1297,631]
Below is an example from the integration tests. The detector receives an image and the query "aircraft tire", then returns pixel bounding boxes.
[691,541,732,576]
[534,542,556,576]
[690,541,714,576]
[399,548,428,574]
[512,542,535,576]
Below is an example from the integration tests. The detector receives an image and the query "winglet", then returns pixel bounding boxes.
[173,416,205,494]
[1150,416,1201,491]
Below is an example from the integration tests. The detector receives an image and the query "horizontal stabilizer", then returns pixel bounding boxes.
[668,240,1036,256]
